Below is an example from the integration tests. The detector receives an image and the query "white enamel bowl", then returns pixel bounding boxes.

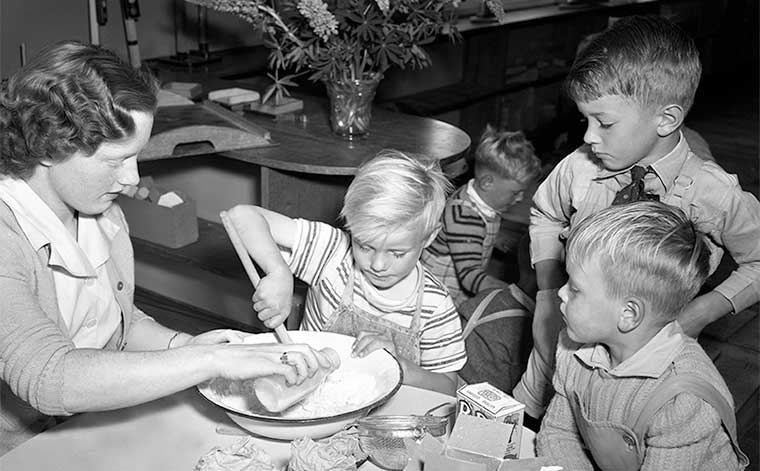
[197,331,403,440]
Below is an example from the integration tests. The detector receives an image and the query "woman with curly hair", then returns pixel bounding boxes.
[0,41,331,455]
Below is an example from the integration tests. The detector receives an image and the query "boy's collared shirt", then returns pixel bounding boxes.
[287,218,467,373]
[0,178,122,348]
[574,321,683,379]
[531,132,760,313]
[465,179,499,219]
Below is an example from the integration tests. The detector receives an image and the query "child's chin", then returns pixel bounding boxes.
[368,277,396,290]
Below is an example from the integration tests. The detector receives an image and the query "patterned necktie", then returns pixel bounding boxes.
[611,166,659,205]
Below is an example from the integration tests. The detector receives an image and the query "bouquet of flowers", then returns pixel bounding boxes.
[187,0,461,103]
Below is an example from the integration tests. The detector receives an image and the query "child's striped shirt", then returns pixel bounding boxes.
[287,219,467,373]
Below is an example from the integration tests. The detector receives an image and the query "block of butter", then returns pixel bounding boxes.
[446,414,517,470]
[457,382,525,459]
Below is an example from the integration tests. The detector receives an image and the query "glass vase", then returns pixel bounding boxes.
[324,73,383,140]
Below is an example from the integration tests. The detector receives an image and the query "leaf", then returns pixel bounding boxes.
[262,84,277,104]
[192,0,460,84]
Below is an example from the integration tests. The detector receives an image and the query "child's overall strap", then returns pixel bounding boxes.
[631,372,749,467]
[461,285,533,340]
[667,153,704,205]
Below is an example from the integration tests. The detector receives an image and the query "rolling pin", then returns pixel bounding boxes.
[219,211,340,412]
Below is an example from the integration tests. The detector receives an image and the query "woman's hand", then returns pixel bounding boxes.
[213,343,331,385]
[351,330,397,359]
[253,267,294,329]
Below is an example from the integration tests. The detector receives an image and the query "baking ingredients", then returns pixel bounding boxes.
[253,348,341,412]
[209,365,382,419]
[289,430,366,471]
[195,437,279,471]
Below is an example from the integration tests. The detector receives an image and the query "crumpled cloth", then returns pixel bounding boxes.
[196,437,280,471]
[289,430,366,471]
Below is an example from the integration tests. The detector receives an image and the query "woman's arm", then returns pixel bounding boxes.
[59,341,332,412]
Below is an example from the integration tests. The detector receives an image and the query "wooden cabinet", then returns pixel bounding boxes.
[377,0,726,158]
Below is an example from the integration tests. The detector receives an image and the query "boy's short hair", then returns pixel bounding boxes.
[0,40,159,179]
[341,149,452,242]
[566,201,711,319]
[474,125,541,184]
[565,15,701,115]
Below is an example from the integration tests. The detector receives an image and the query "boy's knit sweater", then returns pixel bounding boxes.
[537,324,745,471]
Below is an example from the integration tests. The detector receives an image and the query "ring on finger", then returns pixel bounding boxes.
[280,352,289,364]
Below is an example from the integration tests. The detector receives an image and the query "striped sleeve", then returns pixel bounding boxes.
[288,219,349,285]
[287,219,352,331]
[439,202,492,295]
[418,272,467,372]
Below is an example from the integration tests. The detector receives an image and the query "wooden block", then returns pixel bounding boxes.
[135,187,150,200]
[208,87,260,106]
[247,97,304,116]
[163,81,203,100]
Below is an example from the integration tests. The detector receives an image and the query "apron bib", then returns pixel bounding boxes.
[569,363,749,471]
[322,268,424,365]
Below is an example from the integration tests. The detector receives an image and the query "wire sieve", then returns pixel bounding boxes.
[355,404,451,470]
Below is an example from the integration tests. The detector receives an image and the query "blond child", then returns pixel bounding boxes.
[515,15,760,420]
[227,150,467,395]
[421,125,541,307]
[537,201,748,470]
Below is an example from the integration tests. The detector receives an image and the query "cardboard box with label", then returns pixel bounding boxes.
[456,382,525,459]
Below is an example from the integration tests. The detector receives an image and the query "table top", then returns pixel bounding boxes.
[146,64,471,177]
[0,385,535,470]
[216,97,472,176]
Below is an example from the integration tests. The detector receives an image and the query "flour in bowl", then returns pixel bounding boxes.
[209,367,384,419]
[284,369,379,418]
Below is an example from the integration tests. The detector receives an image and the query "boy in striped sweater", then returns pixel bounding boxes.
[227,150,467,395]
[421,125,541,307]
[537,201,748,470]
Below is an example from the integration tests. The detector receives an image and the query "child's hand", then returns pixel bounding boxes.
[252,267,293,329]
[351,330,397,358]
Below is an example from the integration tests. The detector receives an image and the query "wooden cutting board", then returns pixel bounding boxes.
[139,100,277,161]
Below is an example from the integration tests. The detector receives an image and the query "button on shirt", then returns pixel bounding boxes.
[530,132,760,313]
[0,178,121,348]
